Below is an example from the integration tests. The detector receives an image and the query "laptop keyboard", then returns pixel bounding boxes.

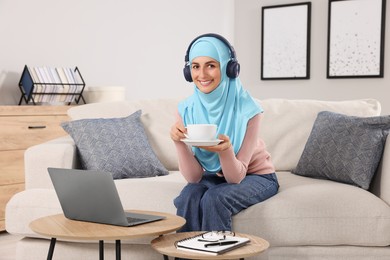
[127,217,146,224]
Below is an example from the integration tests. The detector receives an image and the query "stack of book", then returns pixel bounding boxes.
[25,66,84,104]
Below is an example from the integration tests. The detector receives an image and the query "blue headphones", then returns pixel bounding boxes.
[183,33,240,82]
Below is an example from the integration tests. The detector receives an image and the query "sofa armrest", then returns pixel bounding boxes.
[24,136,78,190]
[371,135,390,206]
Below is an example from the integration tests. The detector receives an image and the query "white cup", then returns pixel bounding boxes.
[186,124,217,140]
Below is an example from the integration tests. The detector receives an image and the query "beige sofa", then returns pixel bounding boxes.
[6,98,390,260]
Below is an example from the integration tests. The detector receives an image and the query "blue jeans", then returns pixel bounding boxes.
[174,172,279,232]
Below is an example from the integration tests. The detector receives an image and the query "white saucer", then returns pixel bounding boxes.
[181,139,223,146]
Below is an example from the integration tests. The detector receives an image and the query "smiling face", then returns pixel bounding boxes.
[191,56,222,94]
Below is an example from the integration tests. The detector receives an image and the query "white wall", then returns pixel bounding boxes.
[0,0,234,105]
[1,0,388,114]
[235,0,390,114]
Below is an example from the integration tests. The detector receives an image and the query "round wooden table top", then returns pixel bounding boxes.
[151,231,270,260]
[29,210,186,241]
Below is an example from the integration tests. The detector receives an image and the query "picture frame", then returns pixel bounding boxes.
[327,0,386,78]
[261,2,311,80]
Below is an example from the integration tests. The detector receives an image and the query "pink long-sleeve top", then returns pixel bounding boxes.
[174,113,275,184]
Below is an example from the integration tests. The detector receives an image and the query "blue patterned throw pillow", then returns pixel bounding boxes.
[293,111,390,189]
[61,110,168,179]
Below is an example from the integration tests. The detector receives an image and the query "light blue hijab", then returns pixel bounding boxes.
[178,36,263,173]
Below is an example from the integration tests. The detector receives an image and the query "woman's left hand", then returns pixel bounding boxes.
[197,134,231,152]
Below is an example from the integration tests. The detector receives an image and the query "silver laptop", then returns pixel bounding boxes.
[48,167,165,227]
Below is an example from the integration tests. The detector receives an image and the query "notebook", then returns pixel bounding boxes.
[175,232,250,255]
[48,167,165,227]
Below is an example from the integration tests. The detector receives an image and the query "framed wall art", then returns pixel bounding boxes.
[327,0,386,78]
[261,2,311,80]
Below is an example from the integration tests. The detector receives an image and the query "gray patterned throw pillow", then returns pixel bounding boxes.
[61,110,168,179]
[293,111,390,189]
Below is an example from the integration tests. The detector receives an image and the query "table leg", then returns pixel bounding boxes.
[99,240,104,260]
[47,238,56,260]
[116,240,121,260]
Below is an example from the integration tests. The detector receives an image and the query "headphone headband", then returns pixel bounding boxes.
[184,33,237,63]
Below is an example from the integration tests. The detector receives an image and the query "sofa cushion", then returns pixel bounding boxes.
[61,110,168,179]
[233,171,390,247]
[67,99,181,171]
[258,99,381,171]
[293,111,390,189]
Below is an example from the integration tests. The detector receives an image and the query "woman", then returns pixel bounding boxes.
[170,34,278,232]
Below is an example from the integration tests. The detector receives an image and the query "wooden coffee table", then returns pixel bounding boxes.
[29,210,185,260]
[151,231,269,260]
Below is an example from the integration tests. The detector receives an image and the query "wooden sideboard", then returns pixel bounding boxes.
[0,106,71,232]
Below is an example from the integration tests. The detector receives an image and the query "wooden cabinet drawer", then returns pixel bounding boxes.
[0,105,71,231]
[0,115,69,150]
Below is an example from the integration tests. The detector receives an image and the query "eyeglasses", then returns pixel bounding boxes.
[198,231,236,242]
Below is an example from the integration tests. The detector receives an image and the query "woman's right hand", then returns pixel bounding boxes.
[170,120,187,142]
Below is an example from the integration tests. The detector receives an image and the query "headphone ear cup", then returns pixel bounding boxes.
[183,65,193,82]
[226,60,240,78]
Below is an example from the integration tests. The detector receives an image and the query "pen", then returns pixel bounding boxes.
[204,241,238,247]
[198,239,219,242]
